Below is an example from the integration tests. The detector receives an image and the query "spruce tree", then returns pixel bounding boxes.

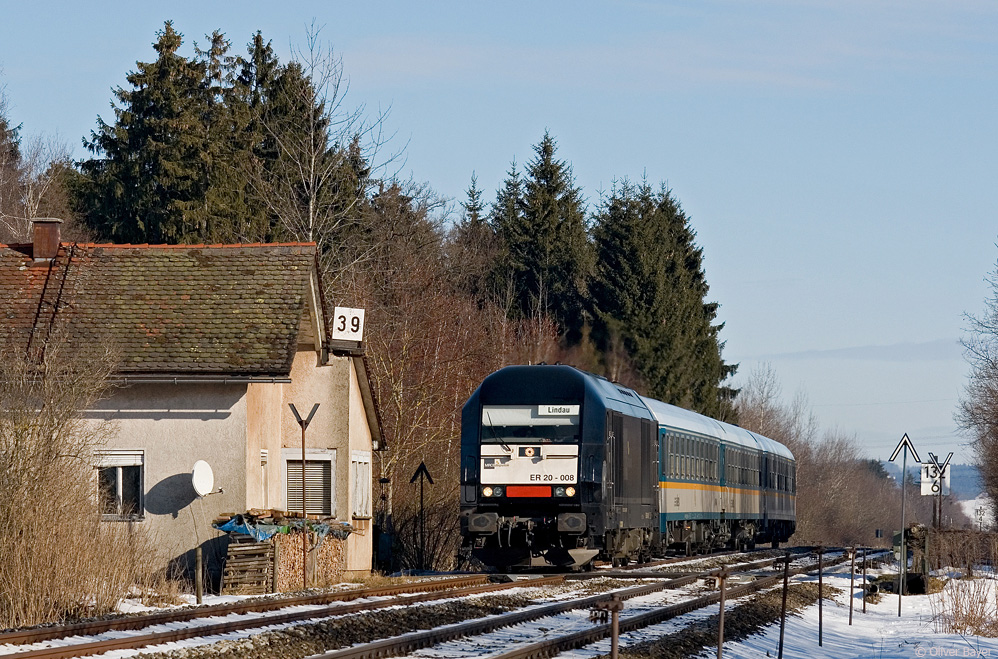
[448,173,497,304]
[77,22,212,243]
[492,133,592,339]
[191,30,252,242]
[591,180,736,417]
[230,31,289,242]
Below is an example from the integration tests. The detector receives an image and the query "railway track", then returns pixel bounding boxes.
[310,548,880,659]
[0,549,885,659]
[569,545,814,581]
[0,575,562,659]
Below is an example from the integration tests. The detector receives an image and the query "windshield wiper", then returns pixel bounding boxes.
[484,412,512,453]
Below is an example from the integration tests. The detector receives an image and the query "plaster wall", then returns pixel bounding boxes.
[282,349,374,573]
[346,358,374,572]
[89,383,249,570]
[282,349,348,513]
[245,382,283,510]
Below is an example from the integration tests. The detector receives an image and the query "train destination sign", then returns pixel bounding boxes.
[538,405,580,416]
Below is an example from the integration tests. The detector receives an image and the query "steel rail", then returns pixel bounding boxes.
[314,548,881,659]
[0,575,489,647]
[3,576,551,659]
[491,549,891,659]
[311,579,678,659]
[609,548,741,571]
[568,545,815,581]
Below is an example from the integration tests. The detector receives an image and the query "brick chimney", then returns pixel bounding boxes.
[32,218,63,261]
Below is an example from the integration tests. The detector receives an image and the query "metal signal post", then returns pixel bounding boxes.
[889,433,920,617]
[410,461,434,571]
[290,402,320,590]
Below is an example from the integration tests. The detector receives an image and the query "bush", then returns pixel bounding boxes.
[932,577,998,637]
[0,334,157,627]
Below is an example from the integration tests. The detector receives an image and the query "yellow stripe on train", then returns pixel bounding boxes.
[658,480,796,499]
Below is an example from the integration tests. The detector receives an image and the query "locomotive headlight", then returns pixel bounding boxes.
[493,486,504,497]
[554,486,566,497]
[482,486,494,497]
[565,486,576,497]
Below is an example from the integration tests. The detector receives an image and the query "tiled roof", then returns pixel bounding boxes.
[0,242,318,376]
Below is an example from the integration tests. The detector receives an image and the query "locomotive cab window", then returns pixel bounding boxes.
[481,405,580,443]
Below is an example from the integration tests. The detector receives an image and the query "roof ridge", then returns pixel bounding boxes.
[68,241,317,249]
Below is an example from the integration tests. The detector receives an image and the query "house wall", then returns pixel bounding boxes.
[346,358,374,573]
[245,382,283,510]
[89,382,250,578]
[282,349,346,514]
[87,350,375,581]
[282,349,374,574]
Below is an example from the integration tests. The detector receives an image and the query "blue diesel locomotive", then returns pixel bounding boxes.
[459,365,796,569]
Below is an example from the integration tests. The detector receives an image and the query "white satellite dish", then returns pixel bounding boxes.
[192,460,215,497]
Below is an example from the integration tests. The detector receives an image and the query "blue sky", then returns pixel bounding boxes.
[2,1,996,463]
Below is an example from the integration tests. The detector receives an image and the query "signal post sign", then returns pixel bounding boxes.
[920,452,953,496]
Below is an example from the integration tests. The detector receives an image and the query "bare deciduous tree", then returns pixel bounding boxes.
[957,262,998,526]
[249,22,399,288]
[0,83,82,243]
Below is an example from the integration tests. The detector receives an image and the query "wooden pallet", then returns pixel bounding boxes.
[221,539,274,595]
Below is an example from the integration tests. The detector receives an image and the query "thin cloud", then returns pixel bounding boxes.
[757,339,963,363]
[344,3,998,95]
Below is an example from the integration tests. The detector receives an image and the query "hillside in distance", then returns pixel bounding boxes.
[880,462,983,501]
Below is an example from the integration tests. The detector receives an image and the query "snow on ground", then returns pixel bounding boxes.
[960,495,994,531]
[696,563,998,659]
[409,578,716,658]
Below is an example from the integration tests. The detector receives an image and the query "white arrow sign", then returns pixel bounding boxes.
[889,433,920,463]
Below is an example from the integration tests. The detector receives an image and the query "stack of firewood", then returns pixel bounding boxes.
[213,509,349,593]
[273,530,346,592]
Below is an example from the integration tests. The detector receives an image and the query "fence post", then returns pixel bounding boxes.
[611,596,620,659]
[818,546,824,646]
[777,550,790,659]
[862,548,868,614]
[849,547,856,625]
[195,546,203,605]
[717,570,727,659]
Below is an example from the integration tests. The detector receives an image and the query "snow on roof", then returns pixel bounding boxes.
[639,395,794,460]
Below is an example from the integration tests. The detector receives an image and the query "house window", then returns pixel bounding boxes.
[282,448,335,516]
[95,450,144,520]
[351,451,372,518]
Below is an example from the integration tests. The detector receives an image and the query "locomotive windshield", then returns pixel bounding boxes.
[481,404,580,444]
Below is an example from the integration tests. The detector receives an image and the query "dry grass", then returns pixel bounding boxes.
[135,567,190,608]
[0,334,159,628]
[339,572,417,590]
[932,577,998,637]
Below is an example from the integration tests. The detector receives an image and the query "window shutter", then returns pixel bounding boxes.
[96,450,144,467]
[286,460,332,516]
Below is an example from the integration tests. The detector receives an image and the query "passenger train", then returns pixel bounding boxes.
[459,365,796,569]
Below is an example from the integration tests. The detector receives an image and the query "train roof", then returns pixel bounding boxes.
[639,395,794,460]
